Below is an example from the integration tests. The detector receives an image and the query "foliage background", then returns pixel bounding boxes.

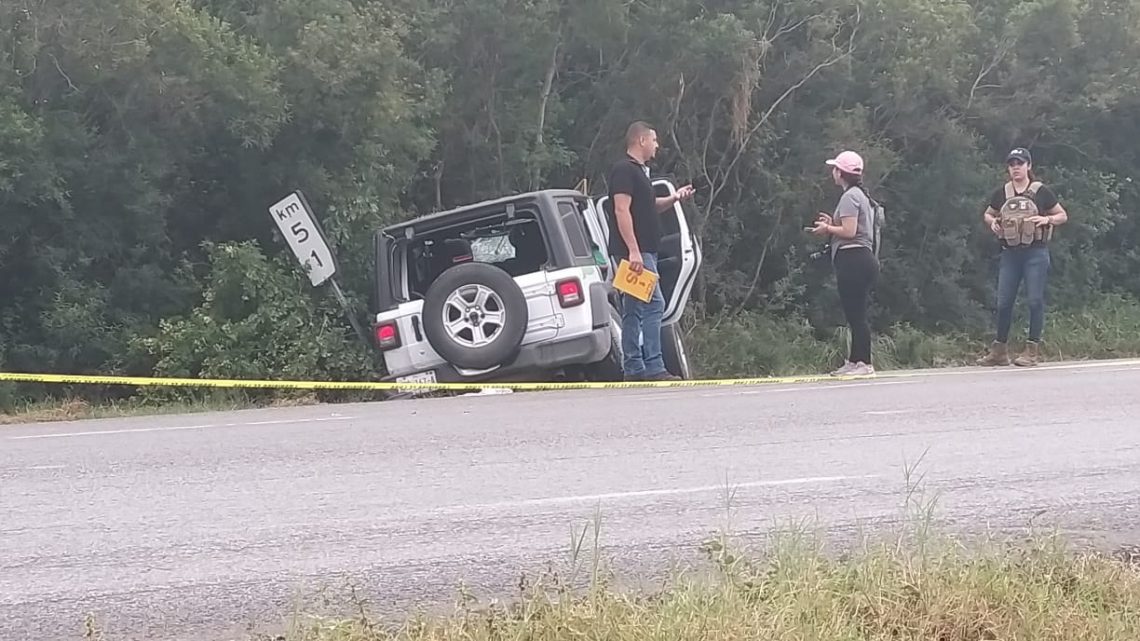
[1,0,1138,406]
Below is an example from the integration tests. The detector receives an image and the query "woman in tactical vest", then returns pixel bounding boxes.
[811,150,880,377]
[978,147,1068,367]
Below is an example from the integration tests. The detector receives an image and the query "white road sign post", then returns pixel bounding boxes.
[267,190,372,351]
[269,190,337,287]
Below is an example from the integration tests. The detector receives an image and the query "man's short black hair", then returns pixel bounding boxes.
[625,121,655,147]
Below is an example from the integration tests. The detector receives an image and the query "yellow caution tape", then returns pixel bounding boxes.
[0,370,864,392]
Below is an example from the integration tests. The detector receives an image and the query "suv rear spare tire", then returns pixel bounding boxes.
[422,262,529,370]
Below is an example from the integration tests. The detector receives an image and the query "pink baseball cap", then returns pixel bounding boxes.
[826,150,864,175]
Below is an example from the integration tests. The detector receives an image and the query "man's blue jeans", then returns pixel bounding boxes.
[620,252,666,377]
[996,245,1051,343]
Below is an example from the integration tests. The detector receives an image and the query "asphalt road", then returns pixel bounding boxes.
[3,359,1140,640]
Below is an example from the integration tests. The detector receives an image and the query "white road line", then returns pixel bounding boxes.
[13,465,67,471]
[618,378,918,401]
[864,409,918,416]
[244,417,353,426]
[1038,359,1140,370]
[882,358,1140,380]
[450,474,879,513]
[6,416,354,441]
[745,380,916,394]
[1067,366,1140,375]
[700,380,916,398]
[626,361,1140,400]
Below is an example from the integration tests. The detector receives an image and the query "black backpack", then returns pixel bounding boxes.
[856,186,884,259]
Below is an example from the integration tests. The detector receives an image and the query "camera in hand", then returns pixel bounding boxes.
[808,242,831,261]
[803,222,830,261]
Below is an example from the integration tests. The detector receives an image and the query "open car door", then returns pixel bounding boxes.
[589,178,702,326]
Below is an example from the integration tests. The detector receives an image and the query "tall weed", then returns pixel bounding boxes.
[686,294,1140,378]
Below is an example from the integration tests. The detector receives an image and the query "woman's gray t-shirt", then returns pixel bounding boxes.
[831,186,874,260]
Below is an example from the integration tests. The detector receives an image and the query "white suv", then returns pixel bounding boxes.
[369,180,702,386]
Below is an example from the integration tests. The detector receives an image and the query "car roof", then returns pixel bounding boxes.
[383,189,589,237]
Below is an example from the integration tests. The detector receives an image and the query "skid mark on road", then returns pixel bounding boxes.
[6,416,355,441]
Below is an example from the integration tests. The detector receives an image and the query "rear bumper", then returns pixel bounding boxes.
[381,327,612,384]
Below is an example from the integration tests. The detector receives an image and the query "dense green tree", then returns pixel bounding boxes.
[0,0,1137,402]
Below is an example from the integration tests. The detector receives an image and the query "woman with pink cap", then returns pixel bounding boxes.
[811,150,880,376]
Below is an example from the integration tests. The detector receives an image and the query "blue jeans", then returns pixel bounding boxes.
[996,245,1051,343]
[620,252,666,376]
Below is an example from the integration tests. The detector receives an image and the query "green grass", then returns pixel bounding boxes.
[257,464,1140,641]
[259,501,1140,641]
[0,388,331,425]
[0,380,397,424]
[686,293,1140,378]
[0,395,256,425]
[73,460,1140,641]
[273,540,1139,641]
[7,294,1140,423]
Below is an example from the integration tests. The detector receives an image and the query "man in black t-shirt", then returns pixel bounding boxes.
[606,121,694,381]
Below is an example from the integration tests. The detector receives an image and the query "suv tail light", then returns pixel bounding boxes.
[555,277,585,308]
[374,322,401,350]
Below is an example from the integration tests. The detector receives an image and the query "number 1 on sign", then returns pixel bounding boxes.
[268,191,337,287]
[613,259,658,303]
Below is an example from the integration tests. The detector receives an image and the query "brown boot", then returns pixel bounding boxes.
[1013,341,1040,367]
[976,341,1010,366]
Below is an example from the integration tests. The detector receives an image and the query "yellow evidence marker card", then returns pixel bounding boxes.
[613,259,659,303]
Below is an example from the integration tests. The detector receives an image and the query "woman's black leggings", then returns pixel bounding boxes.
[833,246,880,364]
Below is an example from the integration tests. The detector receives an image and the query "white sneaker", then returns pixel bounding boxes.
[847,362,876,376]
[830,361,856,376]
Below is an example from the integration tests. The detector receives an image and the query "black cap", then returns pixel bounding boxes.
[1006,147,1032,164]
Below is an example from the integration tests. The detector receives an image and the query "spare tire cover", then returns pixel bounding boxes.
[421,262,529,370]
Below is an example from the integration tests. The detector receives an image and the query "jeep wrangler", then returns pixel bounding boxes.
[368,179,702,386]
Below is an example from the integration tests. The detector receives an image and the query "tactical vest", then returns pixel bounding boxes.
[998,181,1052,247]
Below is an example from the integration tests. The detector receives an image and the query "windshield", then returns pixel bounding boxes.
[469,234,515,263]
[393,214,548,299]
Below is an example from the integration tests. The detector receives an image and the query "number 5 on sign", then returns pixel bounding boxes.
[268,191,337,287]
[613,259,658,303]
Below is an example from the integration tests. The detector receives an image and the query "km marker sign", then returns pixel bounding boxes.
[269,190,337,287]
